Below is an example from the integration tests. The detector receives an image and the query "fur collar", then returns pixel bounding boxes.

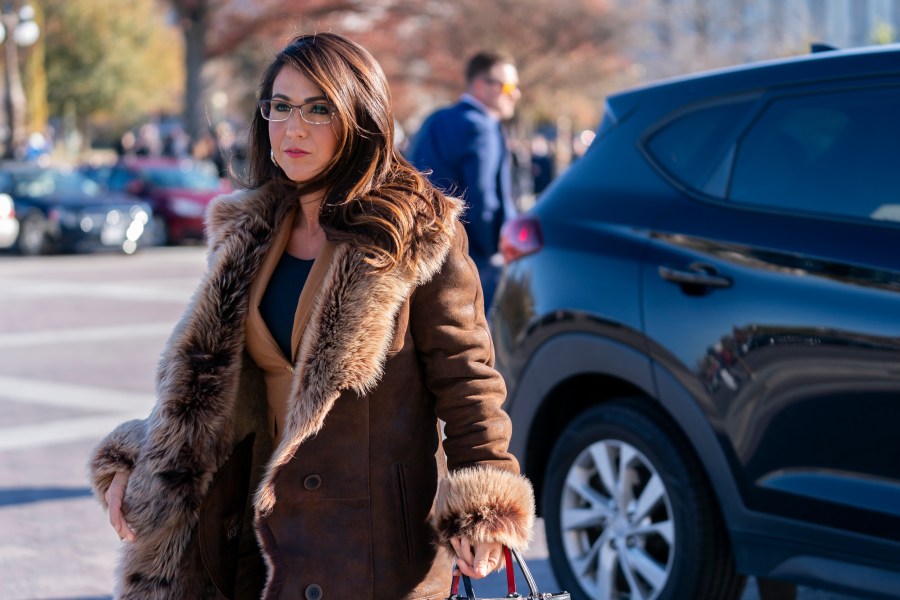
[150,183,461,516]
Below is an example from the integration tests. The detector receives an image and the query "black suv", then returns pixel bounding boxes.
[492,45,900,600]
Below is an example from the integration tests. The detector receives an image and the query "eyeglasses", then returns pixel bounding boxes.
[481,77,519,96]
[258,99,336,124]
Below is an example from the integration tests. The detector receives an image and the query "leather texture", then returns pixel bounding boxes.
[198,433,256,600]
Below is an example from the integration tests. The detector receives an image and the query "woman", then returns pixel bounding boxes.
[88,32,534,600]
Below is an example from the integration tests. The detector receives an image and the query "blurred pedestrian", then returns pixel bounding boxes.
[408,50,521,308]
[135,122,162,156]
[530,133,555,196]
[24,131,50,163]
[115,130,136,157]
[162,124,190,158]
[87,32,533,600]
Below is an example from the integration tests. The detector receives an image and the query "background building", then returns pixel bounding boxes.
[617,0,900,83]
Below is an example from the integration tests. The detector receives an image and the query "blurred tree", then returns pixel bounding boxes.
[166,0,366,146]
[350,0,622,132]
[23,2,48,140]
[165,0,621,148]
[42,0,182,149]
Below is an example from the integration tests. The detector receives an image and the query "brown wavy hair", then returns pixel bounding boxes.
[245,32,454,273]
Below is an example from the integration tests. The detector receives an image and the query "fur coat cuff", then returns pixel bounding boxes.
[432,466,535,552]
[87,419,148,507]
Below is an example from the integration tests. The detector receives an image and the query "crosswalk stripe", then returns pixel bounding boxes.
[0,413,147,451]
[0,322,174,348]
[0,279,197,303]
[0,375,155,412]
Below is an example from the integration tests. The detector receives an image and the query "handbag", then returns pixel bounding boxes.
[446,546,570,599]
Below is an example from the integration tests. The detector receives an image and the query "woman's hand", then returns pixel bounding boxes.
[450,536,503,579]
[105,470,136,543]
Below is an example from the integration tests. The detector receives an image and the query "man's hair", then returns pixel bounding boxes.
[465,51,515,84]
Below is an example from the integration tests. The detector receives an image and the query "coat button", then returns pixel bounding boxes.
[305,583,323,599]
[303,474,322,490]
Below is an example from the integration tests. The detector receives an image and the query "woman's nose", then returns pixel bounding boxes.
[285,111,309,135]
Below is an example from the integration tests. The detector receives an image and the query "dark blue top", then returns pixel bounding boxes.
[259,252,314,360]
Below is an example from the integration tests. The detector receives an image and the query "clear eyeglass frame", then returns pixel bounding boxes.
[258,99,336,125]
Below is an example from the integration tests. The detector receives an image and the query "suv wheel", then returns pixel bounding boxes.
[542,399,745,599]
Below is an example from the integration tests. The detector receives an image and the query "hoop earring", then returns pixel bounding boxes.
[270,148,279,167]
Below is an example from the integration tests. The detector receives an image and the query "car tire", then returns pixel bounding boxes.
[542,399,745,600]
[17,213,50,256]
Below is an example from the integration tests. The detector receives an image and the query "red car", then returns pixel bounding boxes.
[103,157,231,245]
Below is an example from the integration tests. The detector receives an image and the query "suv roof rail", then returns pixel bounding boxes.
[810,41,839,53]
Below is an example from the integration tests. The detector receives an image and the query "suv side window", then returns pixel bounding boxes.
[645,99,755,193]
[729,86,900,224]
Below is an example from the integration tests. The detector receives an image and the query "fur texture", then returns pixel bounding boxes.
[89,419,147,508]
[433,466,535,552]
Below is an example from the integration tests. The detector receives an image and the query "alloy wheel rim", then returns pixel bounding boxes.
[559,439,675,600]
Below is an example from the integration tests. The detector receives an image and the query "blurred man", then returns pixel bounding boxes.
[409,51,521,309]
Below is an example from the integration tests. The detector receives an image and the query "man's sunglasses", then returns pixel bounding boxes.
[481,77,519,96]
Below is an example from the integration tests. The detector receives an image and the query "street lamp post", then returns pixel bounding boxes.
[0,2,39,160]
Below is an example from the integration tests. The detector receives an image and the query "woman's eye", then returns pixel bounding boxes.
[274,102,293,112]
[308,103,330,114]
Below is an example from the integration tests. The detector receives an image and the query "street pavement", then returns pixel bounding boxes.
[0,247,866,600]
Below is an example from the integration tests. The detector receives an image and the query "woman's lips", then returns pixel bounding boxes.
[284,149,309,158]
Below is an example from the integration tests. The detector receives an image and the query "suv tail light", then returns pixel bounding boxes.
[500,214,543,263]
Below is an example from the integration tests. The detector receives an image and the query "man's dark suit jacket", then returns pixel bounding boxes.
[408,97,511,263]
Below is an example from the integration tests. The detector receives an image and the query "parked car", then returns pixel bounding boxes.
[492,44,900,600]
[0,163,152,256]
[98,157,231,245]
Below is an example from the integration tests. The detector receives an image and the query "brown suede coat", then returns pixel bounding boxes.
[88,183,534,600]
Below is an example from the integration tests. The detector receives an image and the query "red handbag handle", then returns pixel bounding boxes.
[449,546,564,599]
[449,546,517,597]
[504,546,516,592]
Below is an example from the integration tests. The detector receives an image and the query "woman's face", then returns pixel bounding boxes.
[268,66,341,184]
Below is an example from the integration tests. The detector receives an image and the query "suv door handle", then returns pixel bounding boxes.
[658,264,732,289]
